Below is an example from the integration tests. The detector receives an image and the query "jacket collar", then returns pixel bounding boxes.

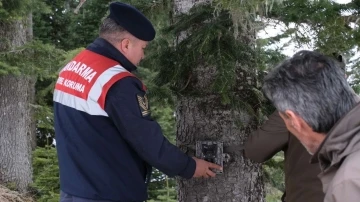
[311,102,360,172]
[86,37,137,72]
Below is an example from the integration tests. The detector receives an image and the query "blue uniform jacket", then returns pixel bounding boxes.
[54,38,196,201]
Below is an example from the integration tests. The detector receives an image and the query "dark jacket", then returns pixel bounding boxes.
[245,111,324,202]
[54,38,196,201]
[311,102,360,202]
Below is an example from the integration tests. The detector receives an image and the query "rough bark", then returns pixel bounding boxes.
[0,15,35,192]
[176,97,264,202]
[0,76,35,192]
[174,0,265,201]
[0,19,28,51]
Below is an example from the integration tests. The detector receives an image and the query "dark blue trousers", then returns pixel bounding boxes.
[60,191,144,202]
[60,191,109,202]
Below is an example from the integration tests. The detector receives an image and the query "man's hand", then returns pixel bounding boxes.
[192,157,223,178]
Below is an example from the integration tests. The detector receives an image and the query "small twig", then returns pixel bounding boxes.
[74,0,87,14]
[0,48,26,55]
[179,74,192,92]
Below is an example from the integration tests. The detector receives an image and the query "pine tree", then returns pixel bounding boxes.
[154,1,266,201]
[0,0,37,192]
[0,0,63,192]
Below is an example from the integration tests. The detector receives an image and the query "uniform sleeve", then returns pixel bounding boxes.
[104,77,196,179]
[244,110,289,163]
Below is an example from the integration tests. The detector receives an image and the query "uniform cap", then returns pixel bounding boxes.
[108,2,156,41]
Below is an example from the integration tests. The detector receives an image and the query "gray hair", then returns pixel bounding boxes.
[99,18,127,44]
[262,50,358,133]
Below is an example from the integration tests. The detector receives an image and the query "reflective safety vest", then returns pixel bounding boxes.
[54,49,145,116]
[53,47,195,201]
[53,49,152,201]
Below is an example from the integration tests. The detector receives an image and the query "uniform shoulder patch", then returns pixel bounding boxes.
[137,93,150,117]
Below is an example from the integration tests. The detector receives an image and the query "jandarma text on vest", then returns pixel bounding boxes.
[60,61,97,83]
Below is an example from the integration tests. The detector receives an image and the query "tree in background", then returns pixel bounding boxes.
[33,0,113,51]
[0,0,47,192]
[151,1,266,201]
[0,0,66,195]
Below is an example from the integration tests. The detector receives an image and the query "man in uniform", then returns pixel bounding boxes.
[54,2,222,202]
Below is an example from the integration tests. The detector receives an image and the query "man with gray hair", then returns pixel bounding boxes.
[262,50,360,202]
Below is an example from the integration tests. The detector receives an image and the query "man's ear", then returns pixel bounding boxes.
[280,110,302,131]
[119,38,130,53]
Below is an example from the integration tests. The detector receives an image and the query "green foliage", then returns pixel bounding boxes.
[264,152,285,202]
[136,66,175,106]
[35,47,84,147]
[33,0,171,51]
[154,4,255,101]
[256,47,287,71]
[349,67,360,94]
[31,147,178,202]
[148,170,177,202]
[0,0,49,21]
[31,147,60,202]
[0,40,65,76]
[33,0,112,51]
[0,61,20,75]
[123,0,171,21]
[268,0,357,54]
[4,182,18,191]
[151,104,176,143]
[263,152,285,192]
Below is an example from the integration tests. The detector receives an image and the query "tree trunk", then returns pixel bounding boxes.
[0,15,35,192]
[174,0,265,201]
[26,13,37,151]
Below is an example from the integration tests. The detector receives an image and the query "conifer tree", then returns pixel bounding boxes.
[0,0,62,192]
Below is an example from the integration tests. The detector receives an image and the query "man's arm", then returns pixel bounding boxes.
[244,110,289,163]
[105,77,220,178]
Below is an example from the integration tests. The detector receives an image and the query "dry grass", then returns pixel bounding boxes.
[0,185,34,202]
